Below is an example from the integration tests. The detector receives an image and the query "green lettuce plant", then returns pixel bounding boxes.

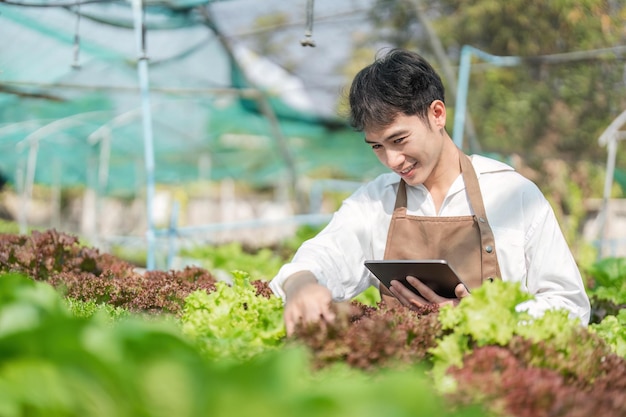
[590,309,626,357]
[586,257,626,304]
[429,280,589,393]
[0,271,484,417]
[180,270,285,362]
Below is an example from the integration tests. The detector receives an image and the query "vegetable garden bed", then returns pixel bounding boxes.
[0,229,624,417]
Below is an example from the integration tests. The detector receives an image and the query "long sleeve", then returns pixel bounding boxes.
[517,198,591,324]
[270,155,591,325]
[269,178,394,301]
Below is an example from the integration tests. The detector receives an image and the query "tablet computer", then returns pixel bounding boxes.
[364,259,467,299]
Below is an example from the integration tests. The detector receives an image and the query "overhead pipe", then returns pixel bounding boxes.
[452,46,520,149]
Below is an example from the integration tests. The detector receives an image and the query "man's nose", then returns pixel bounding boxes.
[385,149,405,169]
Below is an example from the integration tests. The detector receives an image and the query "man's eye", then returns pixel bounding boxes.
[394,137,406,144]
[371,144,382,150]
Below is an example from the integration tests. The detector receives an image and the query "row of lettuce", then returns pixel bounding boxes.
[1,269,487,417]
[0,229,625,416]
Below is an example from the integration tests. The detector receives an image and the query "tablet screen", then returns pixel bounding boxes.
[364,259,466,299]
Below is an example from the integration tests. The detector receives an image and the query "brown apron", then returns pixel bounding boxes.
[380,149,502,305]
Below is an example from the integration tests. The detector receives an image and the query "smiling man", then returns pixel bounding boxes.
[269,48,590,335]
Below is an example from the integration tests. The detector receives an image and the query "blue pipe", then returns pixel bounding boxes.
[132,0,157,270]
[167,200,180,270]
[452,45,521,149]
[153,213,333,238]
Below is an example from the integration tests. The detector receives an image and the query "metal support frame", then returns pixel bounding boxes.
[131,0,157,270]
[14,112,107,234]
[596,110,626,258]
[452,45,520,149]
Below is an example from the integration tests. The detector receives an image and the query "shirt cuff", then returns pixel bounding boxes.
[268,262,321,301]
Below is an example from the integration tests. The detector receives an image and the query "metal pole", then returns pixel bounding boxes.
[452,46,521,149]
[596,109,626,258]
[597,138,617,257]
[452,46,472,149]
[132,0,157,270]
[19,140,38,235]
[167,200,179,270]
[453,45,621,150]
[15,112,105,235]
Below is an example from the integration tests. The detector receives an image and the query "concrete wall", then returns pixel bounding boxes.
[4,186,625,258]
[582,198,626,258]
[1,185,298,248]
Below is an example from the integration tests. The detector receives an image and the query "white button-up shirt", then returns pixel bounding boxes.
[270,154,591,324]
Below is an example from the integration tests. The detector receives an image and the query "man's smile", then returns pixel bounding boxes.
[398,161,417,176]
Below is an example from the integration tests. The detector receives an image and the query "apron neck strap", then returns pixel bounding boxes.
[394,148,488,216]
[393,147,502,280]
[458,148,487,219]
[458,148,502,281]
[396,180,408,209]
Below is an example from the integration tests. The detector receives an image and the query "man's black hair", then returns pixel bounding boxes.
[348,48,445,132]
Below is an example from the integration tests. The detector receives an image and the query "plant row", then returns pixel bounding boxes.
[0,229,625,417]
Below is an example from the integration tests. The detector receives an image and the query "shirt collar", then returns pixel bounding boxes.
[381,154,515,190]
[470,153,516,176]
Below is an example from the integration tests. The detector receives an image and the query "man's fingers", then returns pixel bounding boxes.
[455,283,470,299]
[286,319,295,336]
[389,284,410,306]
[389,277,470,311]
[405,276,441,302]
[283,282,334,336]
[284,301,336,336]
[390,279,428,308]
[284,308,302,336]
[319,303,336,323]
[303,303,334,324]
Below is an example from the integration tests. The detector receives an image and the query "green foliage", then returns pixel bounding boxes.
[0,219,46,236]
[0,272,71,327]
[293,357,484,417]
[0,220,22,235]
[586,257,626,304]
[536,159,607,260]
[108,245,147,267]
[351,285,382,307]
[0,272,215,417]
[590,309,626,357]
[429,280,587,392]
[276,223,325,258]
[0,271,483,417]
[3,242,624,416]
[587,256,626,289]
[64,297,131,323]
[434,0,624,55]
[180,270,285,362]
[366,0,626,169]
[179,241,284,281]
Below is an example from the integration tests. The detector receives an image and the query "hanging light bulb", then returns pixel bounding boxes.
[71,1,81,69]
[300,0,316,47]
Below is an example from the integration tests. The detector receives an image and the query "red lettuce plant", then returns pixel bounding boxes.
[292,300,442,370]
[0,230,219,314]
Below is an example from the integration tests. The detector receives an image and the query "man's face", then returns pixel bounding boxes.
[364,111,446,188]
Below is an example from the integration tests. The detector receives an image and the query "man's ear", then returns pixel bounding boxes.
[430,100,447,130]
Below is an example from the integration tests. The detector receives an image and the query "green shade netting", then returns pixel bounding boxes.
[0,92,384,195]
[0,2,386,196]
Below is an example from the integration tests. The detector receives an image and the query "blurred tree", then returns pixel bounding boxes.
[434,0,623,56]
[433,0,626,165]
[352,0,626,169]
